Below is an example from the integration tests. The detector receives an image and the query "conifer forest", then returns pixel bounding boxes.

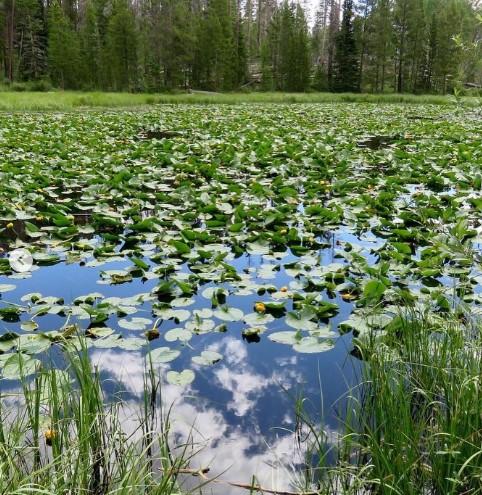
[1,0,481,93]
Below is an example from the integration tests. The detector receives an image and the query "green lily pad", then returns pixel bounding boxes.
[192,350,223,366]
[0,284,16,293]
[166,369,195,386]
[268,331,300,345]
[285,307,317,330]
[214,306,244,322]
[148,347,181,364]
[3,353,41,379]
[164,328,192,342]
[293,337,334,354]
[118,317,152,331]
[20,320,39,332]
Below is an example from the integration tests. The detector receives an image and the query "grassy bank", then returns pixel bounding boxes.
[0,90,479,110]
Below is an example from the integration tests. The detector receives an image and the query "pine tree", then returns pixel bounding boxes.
[79,0,102,89]
[193,0,246,91]
[137,0,163,91]
[16,0,47,81]
[47,2,81,88]
[370,0,392,92]
[1,0,481,94]
[263,1,311,92]
[312,0,330,91]
[292,3,311,91]
[105,0,137,91]
[333,0,360,92]
[160,0,196,89]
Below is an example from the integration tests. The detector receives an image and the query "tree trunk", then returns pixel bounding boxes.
[7,0,16,82]
[397,0,407,93]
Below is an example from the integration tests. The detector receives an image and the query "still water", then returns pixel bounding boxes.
[0,228,373,493]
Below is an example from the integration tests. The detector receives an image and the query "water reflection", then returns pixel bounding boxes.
[0,228,364,492]
[91,344,344,494]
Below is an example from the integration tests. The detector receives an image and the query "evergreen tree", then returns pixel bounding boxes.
[370,0,392,92]
[160,0,196,89]
[1,0,481,93]
[333,0,360,92]
[137,0,163,91]
[193,0,246,91]
[292,4,311,91]
[105,0,137,91]
[312,0,330,91]
[79,0,102,89]
[263,1,311,91]
[47,2,81,88]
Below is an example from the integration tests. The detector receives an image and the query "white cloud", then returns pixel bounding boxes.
[90,345,337,495]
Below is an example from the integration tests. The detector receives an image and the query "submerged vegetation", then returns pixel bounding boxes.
[0,102,480,493]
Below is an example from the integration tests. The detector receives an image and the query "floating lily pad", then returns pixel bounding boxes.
[192,350,223,366]
[21,320,39,332]
[164,328,192,342]
[285,308,317,331]
[0,284,16,293]
[293,337,335,354]
[148,347,180,364]
[118,317,152,331]
[268,331,300,345]
[214,306,244,322]
[3,353,41,379]
[166,369,195,386]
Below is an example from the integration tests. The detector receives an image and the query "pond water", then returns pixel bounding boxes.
[0,228,368,493]
[0,104,480,493]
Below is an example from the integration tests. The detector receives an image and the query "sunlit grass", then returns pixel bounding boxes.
[0,90,478,111]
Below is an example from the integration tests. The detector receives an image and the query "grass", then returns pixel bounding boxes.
[301,307,482,494]
[1,316,480,494]
[0,341,189,494]
[0,90,479,111]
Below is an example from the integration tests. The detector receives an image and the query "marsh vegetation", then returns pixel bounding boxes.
[0,101,480,493]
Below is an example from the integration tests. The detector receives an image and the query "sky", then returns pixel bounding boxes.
[299,0,320,23]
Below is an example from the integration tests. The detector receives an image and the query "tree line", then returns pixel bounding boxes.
[1,0,481,93]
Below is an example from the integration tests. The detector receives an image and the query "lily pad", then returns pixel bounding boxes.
[166,369,195,386]
[118,317,152,331]
[214,306,244,322]
[293,337,335,354]
[192,350,223,366]
[3,353,41,379]
[148,346,181,364]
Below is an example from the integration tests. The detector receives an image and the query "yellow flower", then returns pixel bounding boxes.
[44,428,57,446]
[254,302,266,313]
[341,293,357,302]
[6,222,14,229]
